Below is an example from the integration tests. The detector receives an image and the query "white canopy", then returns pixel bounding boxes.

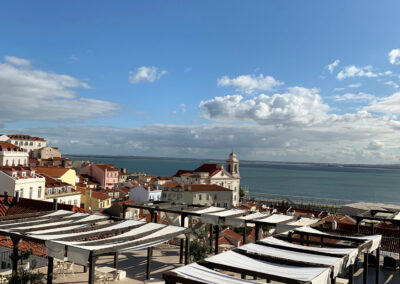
[205,250,331,284]
[260,237,359,267]
[294,226,382,253]
[201,209,247,225]
[238,243,344,277]
[170,263,262,284]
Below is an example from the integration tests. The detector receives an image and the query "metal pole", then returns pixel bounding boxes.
[214,226,220,254]
[184,233,190,265]
[88,253,96,284]
[179,214,185,264]
[11,237,20,275]
[113,252,119,270]
[363,252,368,284]
[47,257,54,284]
[255,224,260,242]
[375,248,380,284]
[146,247,153,280]
[209,224,213,253]
[348,264,354,284]
[242,225,246,244]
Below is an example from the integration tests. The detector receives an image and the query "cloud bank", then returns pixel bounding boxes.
[0,56,117,124]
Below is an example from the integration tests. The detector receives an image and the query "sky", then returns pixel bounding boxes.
[1,1,400,163]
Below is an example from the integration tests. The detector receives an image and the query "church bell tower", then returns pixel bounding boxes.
[226,151,240,178]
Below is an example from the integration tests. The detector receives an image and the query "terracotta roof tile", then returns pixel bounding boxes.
[194,163,222,177]
[34,166,70,177]
[183,184,231,192]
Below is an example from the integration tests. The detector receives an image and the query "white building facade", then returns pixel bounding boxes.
[0,142,29,166]
[7,134,47,153]
[129,184,162,203]
[0,166,45,199]
[172,152,241,206]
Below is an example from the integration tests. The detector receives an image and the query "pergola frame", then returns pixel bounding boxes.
[354,209,400,281]
[0,208,191,284]
[122,203,322,257]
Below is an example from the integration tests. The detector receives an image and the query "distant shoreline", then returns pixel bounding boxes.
[65,154,400,170]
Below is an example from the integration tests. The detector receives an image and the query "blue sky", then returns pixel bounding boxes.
[1,1,400,163]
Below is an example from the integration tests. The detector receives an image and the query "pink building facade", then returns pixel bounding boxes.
[79,163,119,189]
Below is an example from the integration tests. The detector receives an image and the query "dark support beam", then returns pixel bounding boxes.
[209,224,213,253]
[184,233,190,265]
[321,236,324,248]
[242,226,246,244]
[146,247,153,280]
[11,237,20,275]
[348,264,354,284]
[88,253,96,284]
[255,224,260,242]
[376,248,380,284]
[330,271,335,284]
[179,214,186,264]
[370,222,374,234]
[113,252,119,270]
[363,252,368,284]
[356,219,360,233]
[241,273,245,279]
[214,226,220,254]
[47,257,54,284]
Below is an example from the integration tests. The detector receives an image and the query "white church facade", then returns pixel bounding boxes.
[171,152,241,206]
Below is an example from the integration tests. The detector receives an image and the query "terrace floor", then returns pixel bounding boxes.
[36,245,400,284]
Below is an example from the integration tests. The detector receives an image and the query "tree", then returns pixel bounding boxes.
[8,250,45,284]
[239,187,245,198]
[189,239,210,262]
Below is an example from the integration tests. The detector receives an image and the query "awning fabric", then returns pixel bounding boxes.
[294,226,382,253]
[256,214,296,224]
[238,243,344,277]
[205,250,331,284]
[260,237,359,267]
[170,263,263,284]
[225,212,270,227]
[201,209,247,225]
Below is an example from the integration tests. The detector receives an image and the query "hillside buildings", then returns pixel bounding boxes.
[79,163,119,189]
[6,134,46,153]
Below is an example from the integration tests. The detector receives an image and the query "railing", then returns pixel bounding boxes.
[247,191,353,207]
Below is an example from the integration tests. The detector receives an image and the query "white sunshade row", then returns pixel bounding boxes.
[260,237,359,267]
[47,224,187,266]
[33,219,143,239]
[294,226,382,253]
[172,263,263,284]
[238,243,344,277]
[205,250,331,284]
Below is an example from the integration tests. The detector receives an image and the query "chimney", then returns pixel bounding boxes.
[4,192,8,206]
[53,198,58,210]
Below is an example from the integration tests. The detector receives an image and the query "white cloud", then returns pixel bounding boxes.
[384,81,399,89]
[334,92,375,102]
[327,59,340,73]
[388,49,400,65]
[366,140,384,151]
[180,104,186,113]
[337,65,376,80]
[217,74,283,94]
[200,87,329,126]
[333,87,345,92]
[348,83,361,88]
[0,57,117,124]
[365,92,400,114]
[4,56,31,66]
[129,66,167,84]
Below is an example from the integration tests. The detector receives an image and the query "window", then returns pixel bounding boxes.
[198,194,202,200]
[207,194,210,200]
[20,189,24,197]
[30,142,33,146]
[68,200,71,205]
[5,160,8,166]
[214,194,217,200]
[47,188,52,195]
[24,142,28,146]
[224,203,227,208]
[217,203,220,207]
[38,186,42,198]
[74,200,77,205]
[38,143,41,147]
[29,187,33,199]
